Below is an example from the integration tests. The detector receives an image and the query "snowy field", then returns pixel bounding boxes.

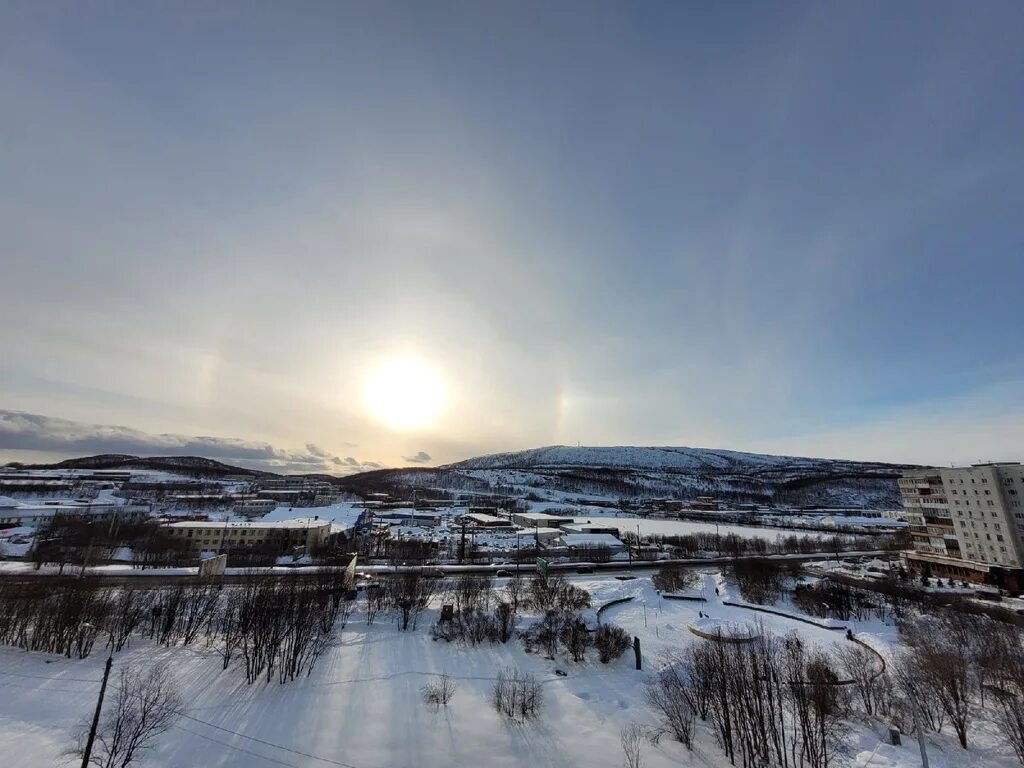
[0,571,1017,768]
[577,516,826,541]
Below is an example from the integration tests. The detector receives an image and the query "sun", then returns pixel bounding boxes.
[362,356,448,430]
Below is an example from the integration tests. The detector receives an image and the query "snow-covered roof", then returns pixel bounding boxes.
[516,511,574,521]
[165,518,329,529]
[560,533,625,548]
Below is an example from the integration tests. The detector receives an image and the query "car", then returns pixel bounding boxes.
[576,565,594,574]
[495,569,513,577]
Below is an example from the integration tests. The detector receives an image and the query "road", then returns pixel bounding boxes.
[0,550,895,587]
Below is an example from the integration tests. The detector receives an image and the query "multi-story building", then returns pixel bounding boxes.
[942,462,1024,569]
[900,462,1024,589]
[898,469,959,558]
[163,518,331,553]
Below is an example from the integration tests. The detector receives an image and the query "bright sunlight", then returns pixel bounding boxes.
[362,356,448,430]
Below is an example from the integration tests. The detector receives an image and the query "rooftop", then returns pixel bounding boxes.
[165,518,329,529]
[560,533,625,547]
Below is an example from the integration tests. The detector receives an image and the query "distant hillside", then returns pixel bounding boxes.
[16,454,273,479]
[13,445,918,508]
[339,445,915,509]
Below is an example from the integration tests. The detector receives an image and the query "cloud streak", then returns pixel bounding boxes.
[402,451,432,464]
[0,410,382,475]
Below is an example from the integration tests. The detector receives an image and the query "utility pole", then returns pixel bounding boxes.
[81,653,113,768]
[911,700,930,768]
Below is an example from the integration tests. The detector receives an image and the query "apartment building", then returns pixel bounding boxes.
[164,518,331,553]
[900,462,1024,589]
[898,469,959,558]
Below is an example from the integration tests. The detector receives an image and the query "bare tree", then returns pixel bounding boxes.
[388,573,437,631]
[902,616,974,748]
[492,667,543,720]
[421,672,457,709]
[72,663,182,768]
[620,722,644,768]
[494,601,516,643]
[731,558,786,605]
[503,575,525,615]
[836,642,883,717]
[645,662,695,748]
[560,614,592,662]
[595,624,631,664]
[651,564,698,593]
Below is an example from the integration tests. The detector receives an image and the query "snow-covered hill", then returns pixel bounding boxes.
[448,445,867,473]
[348,445,914,509]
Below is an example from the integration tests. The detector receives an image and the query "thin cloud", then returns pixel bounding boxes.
[402,451,432,464]
[0,410,381,475]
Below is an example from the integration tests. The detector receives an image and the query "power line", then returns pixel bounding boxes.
[172,723,298,768]
[180,713,361,768]
[0,678,99,694]
[0,668,100,683]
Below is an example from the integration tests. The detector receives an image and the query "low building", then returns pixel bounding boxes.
[517,526,563,545]
[512,511,575,529]
[375,510,441,527]
[559,522,620,535]
[560,533,626,553]
[163,518,331,553]
[233,498,278,517]
[463,512,513,529]
[0,500,148,528]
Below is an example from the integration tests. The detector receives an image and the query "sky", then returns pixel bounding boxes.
[1,1,1023,474]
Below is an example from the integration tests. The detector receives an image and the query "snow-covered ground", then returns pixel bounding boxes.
[1,569,1016,768]
[579,516,827,541]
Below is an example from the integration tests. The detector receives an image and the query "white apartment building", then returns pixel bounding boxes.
[899,462,1024,588]
[941,462,1024,568]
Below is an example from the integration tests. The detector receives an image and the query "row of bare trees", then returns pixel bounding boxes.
[0,570,353,684]
[893,611,1024,753]
[656,530,906,559]
[225,571,353,683]
[0,578,141,658]
[647,609,1024,766]
[648,630,846,768]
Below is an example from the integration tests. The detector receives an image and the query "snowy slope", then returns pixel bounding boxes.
[447,445,902,474]
[342,445,914,509]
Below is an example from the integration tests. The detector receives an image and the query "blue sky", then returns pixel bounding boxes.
[1,2,1022,472]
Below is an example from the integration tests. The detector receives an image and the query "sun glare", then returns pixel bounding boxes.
[362,356,447,430]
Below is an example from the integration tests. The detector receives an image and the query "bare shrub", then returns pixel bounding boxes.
[492,667,543,720]
[528,573,591,613]
[531,610,563,659]
[595,624,631,664]
[731,558,785,605]
[388,572,437,631]
[421,672,457,709]
[651,564,697,593]
[494,601,516,643]
[559,615,592,662]
[620,722,644,768]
